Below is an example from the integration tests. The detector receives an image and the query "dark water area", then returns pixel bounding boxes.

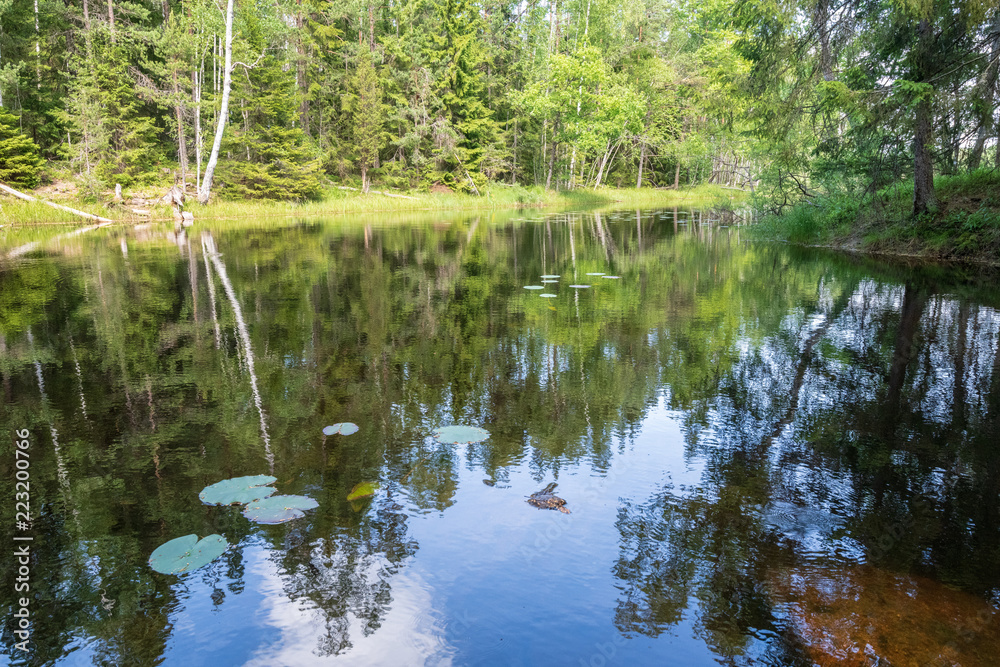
[1,208,999,666]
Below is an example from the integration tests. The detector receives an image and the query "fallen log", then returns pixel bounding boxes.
[0,181,115,223]
[335,185,419,200]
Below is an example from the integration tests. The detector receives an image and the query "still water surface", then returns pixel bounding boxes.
[1,208,999,666]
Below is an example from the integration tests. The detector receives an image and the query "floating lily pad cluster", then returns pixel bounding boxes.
[323,422,359,436]
[528,272,621,296]
[200,475,318,524]
[148,475,319,574]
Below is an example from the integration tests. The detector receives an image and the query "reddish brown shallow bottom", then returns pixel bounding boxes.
[771,564,999,666]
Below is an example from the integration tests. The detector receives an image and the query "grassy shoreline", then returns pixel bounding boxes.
[750,170,1000,266]
[0,183,741,227]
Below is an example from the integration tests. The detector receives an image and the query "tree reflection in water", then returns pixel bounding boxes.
[614,276,1000,665]
[1,210,999,664]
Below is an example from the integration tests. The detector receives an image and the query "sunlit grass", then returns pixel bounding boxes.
[2,183,739,233]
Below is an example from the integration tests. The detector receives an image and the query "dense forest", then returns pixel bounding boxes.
[0,0,998,210]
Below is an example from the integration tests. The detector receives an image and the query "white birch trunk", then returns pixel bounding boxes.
[198,0,234,205]
[636,139,645,188]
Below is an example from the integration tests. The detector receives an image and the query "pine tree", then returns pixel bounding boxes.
[352,48,384,193]
[0,108,43,188]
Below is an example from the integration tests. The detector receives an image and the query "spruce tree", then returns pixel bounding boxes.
[92,33,161,187]
[216,54,322,201]
[431,0,499,186]
[352,49,384,193]
[0,108,43,188]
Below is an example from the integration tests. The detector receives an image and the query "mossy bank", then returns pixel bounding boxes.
[751,170,1000,266]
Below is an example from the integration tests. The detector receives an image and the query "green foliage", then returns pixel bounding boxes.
[0,108,43,187]
[756,169,1000,263]
[350,49,385,192]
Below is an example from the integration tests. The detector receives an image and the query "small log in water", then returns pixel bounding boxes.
[0,181,115,223]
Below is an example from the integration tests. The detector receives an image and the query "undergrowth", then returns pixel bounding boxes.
[751,169,1000,263]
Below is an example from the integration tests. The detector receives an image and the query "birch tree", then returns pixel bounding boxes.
[198,0,234,203]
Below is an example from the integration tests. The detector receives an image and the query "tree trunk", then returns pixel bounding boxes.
[173,71,188,190]
[541,118,548,187]
[969,15,1000,170]
[510,118,517,185]
[886,282,927,415]
[546,140,556,190]
[107,0,115,42]
[296,0,309,134]
[912,19,935,217]
[593,138,611,188]
[0,182,114,223]
[34,0,41,88]
[198,0,234,205]
[673,160,680,189]
[912,99,935,215]
[636,139,645,188]
[194,67,202,186]
[814,0,833,81]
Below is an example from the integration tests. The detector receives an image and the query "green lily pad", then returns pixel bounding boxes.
[200,475,277,505]
[243,495,319,524]
[323,422,359,436]
[540,293,557,297]
[347,481,380,501]
[542,280,559,283]
[540,274,560,278]
[602,275,620,279]
[585,272,606,276]
[523,285,544,290]
[569,284,591,288]
[433,424,490,444]
[149,534,228,574]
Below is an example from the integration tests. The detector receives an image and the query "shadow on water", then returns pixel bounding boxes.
[0,207,998,665]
